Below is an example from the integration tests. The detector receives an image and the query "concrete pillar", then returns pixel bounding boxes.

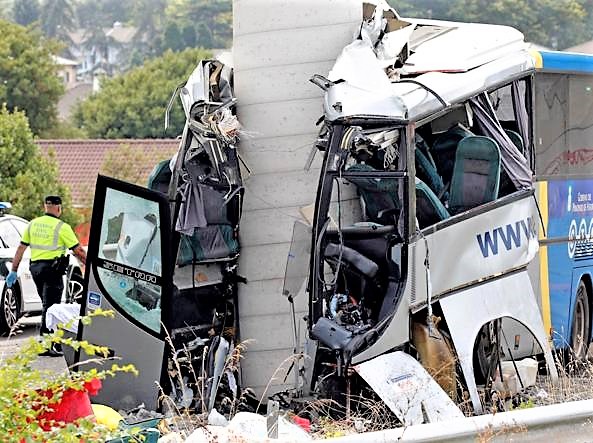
[233,0,363,396]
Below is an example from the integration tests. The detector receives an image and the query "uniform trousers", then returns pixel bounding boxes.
[29,260,64,335]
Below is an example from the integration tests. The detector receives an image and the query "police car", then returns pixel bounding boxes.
[0,203,83,334]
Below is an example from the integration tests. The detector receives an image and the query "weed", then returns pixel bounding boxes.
[0,309,136,442]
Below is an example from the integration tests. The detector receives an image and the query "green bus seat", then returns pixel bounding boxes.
[415,177,450,229]
[432,124,474,187]
[449,136,501,214]
[415,134,446,199]
[345,163,400,225]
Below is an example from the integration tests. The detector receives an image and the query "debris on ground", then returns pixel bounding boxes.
[183,412,311,442]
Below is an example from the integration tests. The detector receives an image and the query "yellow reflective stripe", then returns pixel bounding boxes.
[538,181,552,342]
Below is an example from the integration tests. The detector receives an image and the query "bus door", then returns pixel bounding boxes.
[76,176,173,411]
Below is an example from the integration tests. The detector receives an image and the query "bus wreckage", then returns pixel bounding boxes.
[77,1,562,424]
[295,2,558,419]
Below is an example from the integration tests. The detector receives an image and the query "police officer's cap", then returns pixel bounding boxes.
[45,195,62,205]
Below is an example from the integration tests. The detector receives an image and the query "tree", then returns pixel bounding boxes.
[73,48,212,138]
[0,106,78,226]
[76,0,134,29]
[196,22,214,49]
[181,23,196,48]
[40,0,75,42]
[163,22,184,52]
[0,19,64,135]
[166,0,232,48]
[447,0,587,50]
[13,0,40,26]
[101,144,167,185]
[131,0,167,58]
[390,0,590,50]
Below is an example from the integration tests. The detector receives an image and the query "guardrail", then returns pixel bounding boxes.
[326,399,593,442]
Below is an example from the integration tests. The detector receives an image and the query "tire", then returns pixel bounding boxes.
[570,280,590,362]
[0,285,20,335]
[66,267,84,303]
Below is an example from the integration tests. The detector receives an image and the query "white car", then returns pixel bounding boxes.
[0,210,84,334]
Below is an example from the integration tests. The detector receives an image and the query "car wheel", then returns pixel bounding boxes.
[0,284,20,335]
[570,280,590,362]
[66,267,84,303]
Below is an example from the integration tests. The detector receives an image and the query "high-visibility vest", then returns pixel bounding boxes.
[21,215,79,262]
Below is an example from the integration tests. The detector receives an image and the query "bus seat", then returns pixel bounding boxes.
[345,163,400,225]
[415,178,450,229]
[415,135,446,199]
[449,136,501,214]
[432,124,474,186]
[504,129,524,154]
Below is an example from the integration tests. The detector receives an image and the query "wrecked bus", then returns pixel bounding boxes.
[285,3,562,416]
[75,60,246,412]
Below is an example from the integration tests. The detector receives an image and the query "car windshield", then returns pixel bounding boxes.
[0,219,23,248]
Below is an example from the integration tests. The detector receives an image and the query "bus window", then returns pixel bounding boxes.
[567,75,593,169]
[536,73,593,178]
[412,80,532,228]
[535,73,569,177]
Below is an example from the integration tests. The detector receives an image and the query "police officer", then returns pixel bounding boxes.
[6,196,86,355]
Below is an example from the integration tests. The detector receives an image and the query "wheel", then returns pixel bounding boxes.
[570,280,590,361]
[66,267,84,303]
[0,284,20,335]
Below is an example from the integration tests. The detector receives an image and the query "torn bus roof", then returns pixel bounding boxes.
[320,1,533,123]
[403,19,526,75]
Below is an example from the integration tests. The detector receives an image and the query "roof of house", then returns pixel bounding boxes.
[37,139,179,206]
[53,55,79,66]
[564,40,593,54]
[69,25,138,46]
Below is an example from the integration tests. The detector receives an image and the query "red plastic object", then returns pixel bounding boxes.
[37,378,101,431]
[292,416,311,433]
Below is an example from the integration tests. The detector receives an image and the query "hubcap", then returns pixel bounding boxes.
[3,288,17,329]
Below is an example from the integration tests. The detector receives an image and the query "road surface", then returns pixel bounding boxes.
[0,315,68,373]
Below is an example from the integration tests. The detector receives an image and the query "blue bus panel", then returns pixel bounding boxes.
[547,179,593,348]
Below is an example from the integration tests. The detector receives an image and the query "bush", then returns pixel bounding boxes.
[0,309,137,442]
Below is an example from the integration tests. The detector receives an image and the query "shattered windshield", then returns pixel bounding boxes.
[328,125,405,228]
[310,123,406,338]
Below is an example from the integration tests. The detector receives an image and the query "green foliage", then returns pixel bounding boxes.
[0,19,64,135]
[13,0,39,26]
[0,106,79,226]
[73,47,212,138]
[163,21,184,52]
[391,0,590,50]
[38,120,87,139]
[0,309,138,442]
[196,22,214,49]
[40,0,75,42]
[76,0,134,28]
[166,0,231,49]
